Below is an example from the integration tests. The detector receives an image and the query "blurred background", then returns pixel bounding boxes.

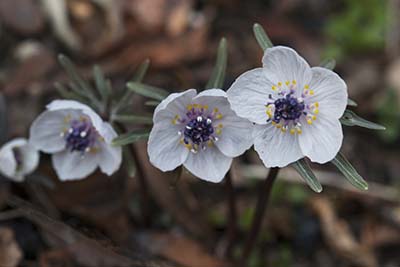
[0,0,399,266]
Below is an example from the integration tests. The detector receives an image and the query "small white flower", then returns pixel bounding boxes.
[227,46,348,167]
[29,100,122,180]
[0,138,39,182]
[148,89,253,182]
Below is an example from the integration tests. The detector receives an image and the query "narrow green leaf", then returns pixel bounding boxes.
[0,93,8,143]
[132,58,150,82]
[58,55,95,97]
[340,109,386,130]
[145,100,160,106]
[253,23,273,51]
[112,59,150,114]
[58,55,102,109]
[112,130,150,146]
[93,65,110,101]
[332,152,368,190]
[127,82,168,101]
[123,147,136,177]
[292,159,322,193]
[347,98,358,107]
[55,82,88,103]
[206,38,228,89]
[320,59,336,70]
[112,114,153,124]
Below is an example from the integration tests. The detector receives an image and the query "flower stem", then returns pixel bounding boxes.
[115,122,151,226]
[240,167,279,265]
[224,171,238,259]
[128,143,151,226]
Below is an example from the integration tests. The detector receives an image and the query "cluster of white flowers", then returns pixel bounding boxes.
[148,46,348,182]
[0,45,349,184]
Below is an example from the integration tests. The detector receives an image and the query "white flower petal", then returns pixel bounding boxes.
[47,99,105,137]
[190,88,254,157]
[299,115,343,164]
[262,46,312,94]
[148,123,189,172]
[18,141,40,176]
[215,114,253,157]
[0,138,39,181]
[97,122,122,175]
[253,124,303,168]
[0,140,18,181]
[183,147,232,183]
[308,67,348,119]
[227,68,274,124]
[154,89,197,125]
[29,109,75,153]
[192,88,231,115]
[52,150,99,181]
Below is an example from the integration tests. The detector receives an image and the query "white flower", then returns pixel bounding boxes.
[148,89,253,182]
[227,46,348,167]
[0,138,39,182]
[29,100,122,180]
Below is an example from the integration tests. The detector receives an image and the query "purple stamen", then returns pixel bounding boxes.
[65,119,98,153]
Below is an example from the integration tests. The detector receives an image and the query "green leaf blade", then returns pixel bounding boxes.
[332,152,368,190]
[347,98,358,107]
[320,59,336,70]
[292,159,322,193]
[127,82,168,101]
[112,59,152,114]
[206,38,228,89]
[112,114,153,124]
[112,130,150,146]
[340,110,386,130]
[93,65,110,101]
[253,23,274,51]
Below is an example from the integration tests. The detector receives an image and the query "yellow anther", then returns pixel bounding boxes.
[216,114,223,119]
[278,82,282,86]
[307,119,313,125]
[272,121,276,125]
[193,104,200,108]
[207,141,214,147]
[309,90,314,95]
[213,108,219,113]
[64,115,72,123]
[314,102,319,108]
[297,128,302,134]
[292,80,297,85]
[290,128,296,135]
[272,86,277,91]
[179,139,184,144]
[314,109,319,114]
[285,81,290,86]
[171,119,176,125]
[216,128,222,135]
[266,109,273,118]
[187,104,193,110]
[312,115,317,120]
[218,123,223,128]
[79,116,88,122]
[281,128,287,133]
[276,124,282,129]
[304,85,309,89]
[203,105,208,110]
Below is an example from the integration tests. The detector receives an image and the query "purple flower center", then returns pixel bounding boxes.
[173,104,223,153]
[183,116,214,146]
[266,82,320,134]
[12,147,23,171]
[65,119,97,153]
[272,94,305,123]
